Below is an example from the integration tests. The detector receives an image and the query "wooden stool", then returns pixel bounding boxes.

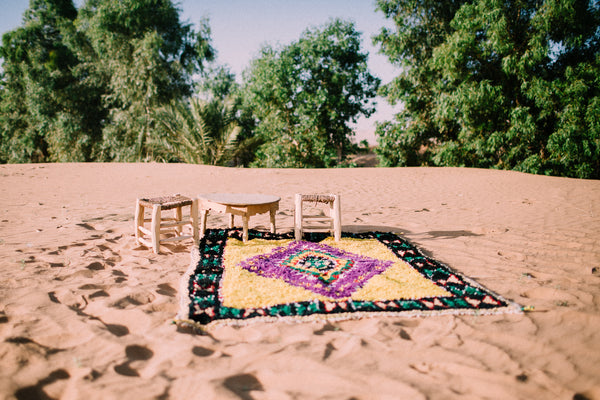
[294,194,341,241]
[135,194,198,254]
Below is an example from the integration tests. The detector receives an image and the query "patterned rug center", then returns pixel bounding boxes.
[240,241,393,299]
[179,229,521,328]
[283,250,354,284]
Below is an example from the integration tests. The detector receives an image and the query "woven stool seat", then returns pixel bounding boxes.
[135,194,198,254]
[294,193,341,242]
[137,195,193,210]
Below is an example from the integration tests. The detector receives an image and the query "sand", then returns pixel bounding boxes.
[1,163,599,400]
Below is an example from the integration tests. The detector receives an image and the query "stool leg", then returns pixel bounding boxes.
[333,195,341,242]
[228,213,235,228]
[191,199,199,244]
[135,200,144,244]
[151,204,161,254]
[294,194,303,241]
[175,206,183,235]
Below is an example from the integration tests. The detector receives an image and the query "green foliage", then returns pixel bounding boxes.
[545,59,600,177]
[193,64,262,167]
[374,0,600,178]
[1,6,376,168]
[78,0,214,161]
[197,64,238,101]
[153,96,240,165]
[242,19,380,168]
[373,0,463,168]
[0,0,99,162]
[0,0,214,163]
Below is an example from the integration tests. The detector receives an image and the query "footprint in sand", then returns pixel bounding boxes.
[110,291,155,309]
[392,320,419,340]
[89,290,110,299]
[314,323,340,335]
[81,244,121,266]
[48,291,129,337]
[5,336,64,356]
[78,284,103,290]
[322,342,336,360]
[399,329,412,341]
[76,222,96,231]
[110,269,128,284]
[104,323,130,337]
[114,345,154,377]
[192,346,215,357]
[156,283,177,297]
[105,234,123,244]
[55,269,95,281]
[14,369,70,400]
[77,284,111,300]
[394,319,420,328]
[223,373,264,400]
[86,261,105,271]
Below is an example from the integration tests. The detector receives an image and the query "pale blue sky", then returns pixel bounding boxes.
[0,0,401,143]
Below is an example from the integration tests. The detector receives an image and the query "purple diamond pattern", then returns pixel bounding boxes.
[239,241,394,299]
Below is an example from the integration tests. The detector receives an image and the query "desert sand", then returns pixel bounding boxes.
[1,162,599,400]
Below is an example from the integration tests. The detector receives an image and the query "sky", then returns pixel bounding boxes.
[0,0,401,144]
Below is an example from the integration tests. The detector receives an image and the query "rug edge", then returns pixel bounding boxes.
[175,301,523,331]
[175,243,201,325]
[404,236,521,312]
[173,229,523,331]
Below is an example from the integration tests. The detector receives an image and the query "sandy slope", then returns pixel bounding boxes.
[1,163,599,400]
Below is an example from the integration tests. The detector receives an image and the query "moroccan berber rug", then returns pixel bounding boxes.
[176,229,521,329]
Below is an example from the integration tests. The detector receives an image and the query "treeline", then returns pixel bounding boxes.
[1,0,599,178]
[0,0,378,167]
[374,0,600,179]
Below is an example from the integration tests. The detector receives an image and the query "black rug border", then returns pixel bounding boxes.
[176,229,522,329]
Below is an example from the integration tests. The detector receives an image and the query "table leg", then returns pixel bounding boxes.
[200,208,208,238]
[270,208,276,233]
[242,215,249,242]
[228,213,235,228]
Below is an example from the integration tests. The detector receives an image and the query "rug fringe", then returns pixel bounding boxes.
[174,229,523,332]
[175,244,201,326]
[175,303,523,331]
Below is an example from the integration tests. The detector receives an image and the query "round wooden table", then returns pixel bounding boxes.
[198,193,281,242]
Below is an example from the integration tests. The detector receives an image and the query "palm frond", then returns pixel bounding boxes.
[153,96,240,165]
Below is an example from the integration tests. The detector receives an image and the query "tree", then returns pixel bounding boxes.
[197,64,238,101]
[0,0,100,162]
[373,0,465,167]
[195,64,262,166]
[242,19,380,168]
[374,0,600,179]
[0,0,214,163]
[77,0,214,161]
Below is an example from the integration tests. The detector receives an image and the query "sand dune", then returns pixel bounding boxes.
[1,163,599,399]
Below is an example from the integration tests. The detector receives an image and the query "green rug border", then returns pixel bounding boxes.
[176,229,521,330]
